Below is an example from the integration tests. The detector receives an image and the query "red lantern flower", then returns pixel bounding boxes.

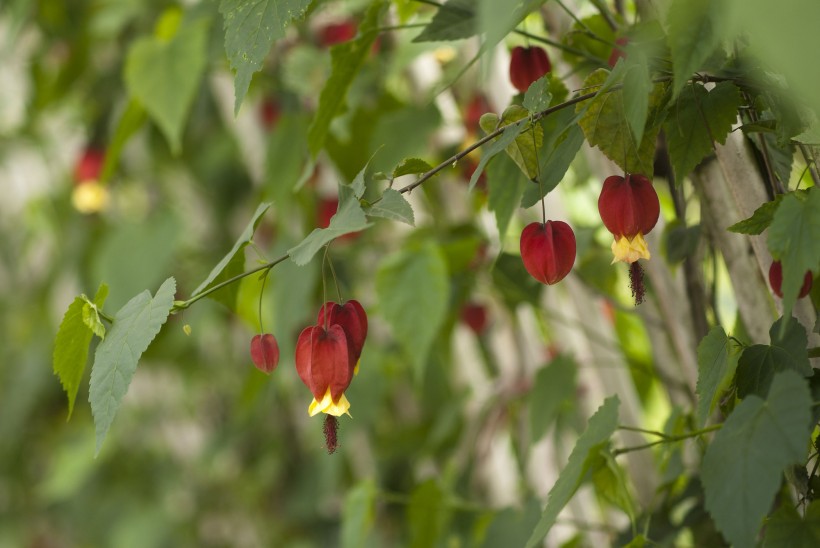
[520,221,576,285]
[768,261,813,299]
[598,174,660,264]
[295,324,352,417]
[74,148,105,184]
[509,46,551,93]
[250,333,280,374]
[317,299,368,374]
[608,37,629,68]
[318,21,357,47]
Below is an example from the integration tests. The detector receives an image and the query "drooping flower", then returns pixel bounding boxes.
[509,46,551,93]
[295,324,352,417]
[768,261,813,299]
[250,333,280,374]
[317,300,368,374]
[598,174,660,264]
[520,221,576,285]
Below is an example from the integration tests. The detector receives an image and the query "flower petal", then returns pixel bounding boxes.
[610,234,651,264]
[308,388,351,417]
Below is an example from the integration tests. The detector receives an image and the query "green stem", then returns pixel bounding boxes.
[172,253,289,313]
[612,424,722,456]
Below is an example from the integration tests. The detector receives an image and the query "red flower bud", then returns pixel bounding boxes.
[520,221,576,285]
[598,174,659,239]
[318,300,368,369]
[460,302,489,334]
[608,37,629,68]
[768,261,813,299]
[509,46,551,93]
[74,148,105,184]
[318,21,357,47]
[250,333,280,374]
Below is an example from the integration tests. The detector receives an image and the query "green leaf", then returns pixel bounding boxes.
[124,16,209,153]
[663,221,701,264]
[523,76,551,115]
[479,107,542,182]
[576,69,666,176]
[192,202,271,308]
[341,479,377,548]
[695,326,740,426]
[621,52,652,144]
[491,253,542,307]
[664,82,743,181]
[307,1,385,156]
[220,0,311,114]
[727,195,783,235]
[702,371,812,548]
[408,479,447,548]
[375,242,449,382]
[471,116,530,189]
[736,316,811,398]
[89,277,177,454]
[767,187,820,322]
[521,112,585,207]
[529,355,577,441]
[54,296,96,419]
[100,100,145,183]
[487,152,528,239]
[82,303,106,340]
[367,188,415,225]
[592,448,636,522]
[393,158,433,179]
[764,500,820,548]
[666,0,736,97]
[413,0,476,42]
[480,499,542,548]
[288,188,372,265]
[526,396,620,547]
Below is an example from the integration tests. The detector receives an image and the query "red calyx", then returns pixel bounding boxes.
[460,302,488,334]
[509,46,551,93]
[519,221,576,285]
[74,148,105,184]
[608,37,629,68]
[317,300,368,369]
[295,324,352,402]
[318,21,357,47]
[597,174,660,239]
[250,333,280,374]
[768,261,813,299]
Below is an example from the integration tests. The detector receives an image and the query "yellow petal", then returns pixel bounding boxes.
[353,360,360,376]
[71,181,110,214]
[610,234,650,264]
[308,388,351,417]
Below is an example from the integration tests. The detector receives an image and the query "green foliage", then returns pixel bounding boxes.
[191,203,271,308]
[663,221,701,264]
[341,479,377,548]
[375,242,449,382]
[695,326,740,426]
[480,499,542,548]
[487,152,529,238]
[523,76,551,114]
[702,371,812,548]
[220,0,311,113]
[480,106,543,181]
[736,316,811,398]
[526,396,620,547]
[764,501,820,547]
[408,479,448,548]
[307,1,385,157]
[89,277,176,454]
[529,355,577,441]
[124,14,210,153]
[367,189,415,226]
[767,187,820,322]
[664,82,742,181]
[81,287,109,341]
[393,158,433,178]
[413,0,477,42]
[728,194,783,235]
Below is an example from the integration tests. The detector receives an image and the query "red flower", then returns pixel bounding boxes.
[460,302,488,334]
[74,148,105,184]
[317,300,368,373]
[509,46,551,93]
[598,174,659,263]
[250,333,280,374]
[768,261,813,299]
[295,324,352,416]
[608,37,629,68]
[318,21,357,47]
[520,221,576,285]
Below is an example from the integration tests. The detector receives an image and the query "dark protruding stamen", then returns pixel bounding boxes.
[629,262,646,305]
[323,415,339,454]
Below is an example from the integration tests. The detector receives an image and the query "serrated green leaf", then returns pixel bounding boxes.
[526,396,620,547]
[664,82,742,181]
[220,0,311,114]
[666,0,735,97]
[523,76,551,114]
[82,303,106,340]
[54,299,95,419]
[341,479,377,548]
[727,195,783,235]
[487,152,528,239]
[521,111,584,208]
[375,243,448,382]
[124,16,209,153]
[621,52,652,145]
[413,0,476,42]
[768,187,820,323]
[702,371,812,548]
[764,500,820,548]
[500,105,543,180]
[695,326,740,426]
[576,69,666,176]
[393,158,433,179]
[529,355,577,441]
[592,448,636,522]
[367,188,414,225]
[736,316,811,398]
[408,479,448,548]
[192,202,271,308]
[89,277,177,454]
[288,188,372,265]
[307,1,385,156]
[470,117,529,190]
